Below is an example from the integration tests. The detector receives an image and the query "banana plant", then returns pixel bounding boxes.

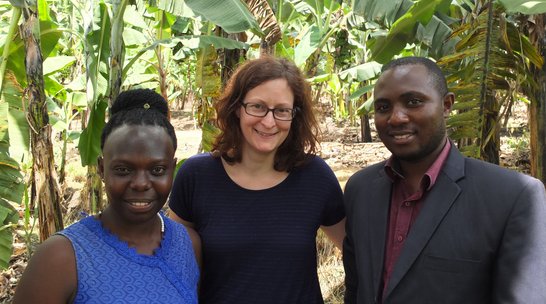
[245,0,282,54]
[498,0,546,14]
[184,0,261,34]
[279,0,346,75]
[346,0,544,165]
[350,0,455,63]
[156,0,259,152]
[438,1,542,163]
[76,0,111,213]
[20,0,64,241]
[0,6,27,264]
[0,73,25,269]
[500,0,546,184]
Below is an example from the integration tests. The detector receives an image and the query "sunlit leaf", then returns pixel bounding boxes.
[356,95,374,115]
[294,25,321,67]
[43,56,76,75]
[339,61,382,82]
[185,0,261,34]
[200,121,220,152]
[78,99,107,166]
[196,45,221,98]
[124,28,149,46]
[369,0,444,63]
[498,0,546,14]
[350,84,375,100]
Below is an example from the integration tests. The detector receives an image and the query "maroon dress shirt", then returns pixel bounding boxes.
[381,140,451,300]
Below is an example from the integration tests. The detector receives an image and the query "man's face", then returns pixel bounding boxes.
[373,64,453,163]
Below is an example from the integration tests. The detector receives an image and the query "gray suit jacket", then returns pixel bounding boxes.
[343,145,546,304]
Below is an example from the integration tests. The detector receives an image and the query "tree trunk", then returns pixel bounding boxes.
[360,115,372,143]
[21,5,63,241]
[220,31,244,86]
[529,15,546,185]
[360,91,372,143]
[478,0,500,164]
[108,0,127,108]
[481,93,500,164]
[81,0,103,214]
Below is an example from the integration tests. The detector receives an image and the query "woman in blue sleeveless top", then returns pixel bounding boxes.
[14,89,200,303]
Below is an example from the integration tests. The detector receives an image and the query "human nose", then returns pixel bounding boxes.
[131,171,151,191]
[260,110,276,127]
[387,105,409,126]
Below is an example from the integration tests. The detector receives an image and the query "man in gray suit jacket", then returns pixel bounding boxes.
[343,56,546,304]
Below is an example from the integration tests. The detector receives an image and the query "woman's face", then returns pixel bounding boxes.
[238,78,294,158]
[98,124,176,224]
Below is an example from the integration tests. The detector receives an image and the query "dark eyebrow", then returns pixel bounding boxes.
[400,91,426,99]
[373,97,389,104]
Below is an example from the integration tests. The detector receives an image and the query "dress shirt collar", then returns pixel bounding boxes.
[384,139,451,191]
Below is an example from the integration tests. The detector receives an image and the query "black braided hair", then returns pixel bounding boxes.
[100,89,177,151]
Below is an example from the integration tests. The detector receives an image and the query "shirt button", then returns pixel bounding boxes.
[397,235,404,242]
[404,201,411,207]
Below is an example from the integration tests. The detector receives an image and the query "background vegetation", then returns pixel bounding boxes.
[1,0,546,301]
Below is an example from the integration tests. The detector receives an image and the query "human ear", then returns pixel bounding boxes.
[443,93,455,118]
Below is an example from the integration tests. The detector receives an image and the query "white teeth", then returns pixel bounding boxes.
[393,134,412,140]
[256,130,275,136]
[130,202,150,207]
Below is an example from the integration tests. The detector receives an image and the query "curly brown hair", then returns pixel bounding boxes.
[212,56,319,171]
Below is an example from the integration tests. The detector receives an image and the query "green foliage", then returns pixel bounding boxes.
[200,121,221,152]
[334,29,358,69]
[338,61,382,83]
[0,0,543,273]
[78,98,108,166]
[294,24,321,66]
[185,0,261,34]
[196,45,221,98]
[351,0,455,63]
[0,197,18,269]
[438,3,542,159]
[0,93,23,270]
[498,0,546,14]
[366,0,446,63]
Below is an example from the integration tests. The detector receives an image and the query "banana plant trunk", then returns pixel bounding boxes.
[530,15,546,185]
[220,31,245,85]
[108,0,128,108]
[481,93,500,164]
[479,1,500,164]
[21,4,63,241]
[82,0,103,214]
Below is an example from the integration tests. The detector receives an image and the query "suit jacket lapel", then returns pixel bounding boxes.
[369,171,392,295]
[384,145,465,298]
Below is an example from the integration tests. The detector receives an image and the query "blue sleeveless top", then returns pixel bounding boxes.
[58,213,199,304]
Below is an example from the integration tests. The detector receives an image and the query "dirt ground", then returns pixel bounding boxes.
[0,100,531,303]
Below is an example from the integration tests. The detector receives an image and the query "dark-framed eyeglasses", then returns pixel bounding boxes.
[240,102,296,121]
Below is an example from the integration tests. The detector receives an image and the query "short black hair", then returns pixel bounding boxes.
[100,89,177,151]
[381,56,448,97]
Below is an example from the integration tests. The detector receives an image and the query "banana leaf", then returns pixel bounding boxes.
[0,197,18,269]
[498,0,546,14]
[339,61,382,82]
[185,0,261,34]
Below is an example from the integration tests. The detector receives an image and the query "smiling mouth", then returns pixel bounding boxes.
[393,134,413,140]
[127,201,153,208]
[255,129,278,137]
